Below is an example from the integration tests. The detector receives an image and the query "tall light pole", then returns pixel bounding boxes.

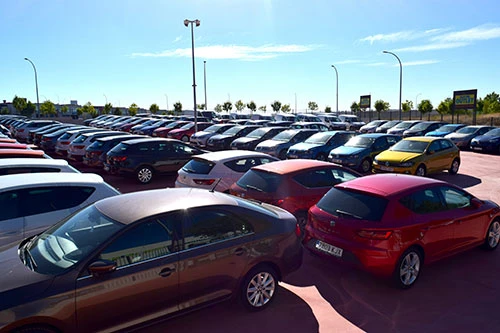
[331,64,339,116]
[383,51,402,121]
[164,94,169,111]
[103,94,108,105]
[24,57,40,118]
[184,18,201,131]
[415,93,422,110]
[203,60,207,110]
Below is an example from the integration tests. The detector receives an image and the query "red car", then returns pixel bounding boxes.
[167,122,212,142]
[153,121,190,138]
[230,159,361,231]
[0,149,47,159]
[303,173,500,288]
[0,142,29,150]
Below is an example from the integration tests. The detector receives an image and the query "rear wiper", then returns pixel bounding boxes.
[335,209,362,220]
[245,185,263,192]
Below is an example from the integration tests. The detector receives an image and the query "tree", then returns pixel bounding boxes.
[402,100,413,113]
[60,105,69,114]
[129,103,139,116]
[78,102,96,118]
[40,100,57,116]
[103,103,113,115]
[223,101,233,112]
[113,107,122,115]
[483,99,500,114]
[197,104,206,110]
[258,105,267,112]
[484,92,500,103]
[437,98,453,116]
[374,100,390,119]
[150,103,160,114]
[418,99,433,120]
[281,104,291,113]
[350,101,360,113]
[12,96,27,115]
[173,102,183,115]
[0,107,9,115]
[271,101,282,112]
[235,100,245,112]
[23,102,36,118]
[214,104,223,113]
[324,106,332,113]
[308,101,318,111]
[247,101,257,112]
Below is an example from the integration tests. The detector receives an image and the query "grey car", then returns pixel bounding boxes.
[445,125,496,149]
[255,129,318,159]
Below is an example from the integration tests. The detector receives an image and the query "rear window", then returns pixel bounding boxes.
[110,142,129,153]
[317,188,388,222]
[236,170,283,193]
[182,158,215,175]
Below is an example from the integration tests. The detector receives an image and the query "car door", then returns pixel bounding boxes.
[75,216,180,332]
[0,190,23,249]
[437,186,490,251]
[424,140,444,173]
[177,207,253,310]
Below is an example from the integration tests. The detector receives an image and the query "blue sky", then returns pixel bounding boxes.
[2,0,500,112]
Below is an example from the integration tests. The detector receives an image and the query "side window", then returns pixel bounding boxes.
[257,157,275,165]
[440,140,453,150]
[172,143,196,155]
[439,186,471,209]
[183,209,253,250]
[0,191,21,221]
[331,168,359,183]
[100,218,176,267]
[224,158,257,172]
[21,186,96,217]
[387,136,399,146]
[294,169,337,188]
[137,143,153,152]
[400,189,445,214]
[0,167,60,175]
[428,141,440,153]
[373,138,386,150]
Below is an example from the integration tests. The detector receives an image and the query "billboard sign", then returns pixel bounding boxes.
[360,95,371,109]
[453,89,477,110]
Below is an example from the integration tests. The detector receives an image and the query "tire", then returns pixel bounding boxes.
[136,165,154,184]
[316,153,327,161]
[415,164,426,177]
[241,265,278,311]
[359,158,372,173]
[278,150,287,160]
[14,325,59,333]
[448,158,460,175]
[181,135,189,142]
[483,220,500,250]
[394,247,423,289]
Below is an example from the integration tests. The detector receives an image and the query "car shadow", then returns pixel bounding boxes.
[285,249,500,332]
[430,173,481,189]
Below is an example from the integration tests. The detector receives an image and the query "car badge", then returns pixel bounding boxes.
[385,162,390,167]
[330,220,336,227]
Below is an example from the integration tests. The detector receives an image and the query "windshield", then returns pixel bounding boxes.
[223,126,242,135]
[345,136,376,148]
[23,205,124,275]
[305,132,334,144]
[437,125,458,132]
[272,131,294,142]
[380,120,400,128]
[72,134,87,143]
[180,123,194,130]
[411,123,433,131]
[236,170,282,193]
[366,120,385,127]
[390,140,429,153]
[203,124,224,133]
[393,121,416,130]
[166,122,183,129]
[141,120,156,126]
[88,140,105,149]
[484,128,500,136]
[457,127,479,134]
[247,128,268,139]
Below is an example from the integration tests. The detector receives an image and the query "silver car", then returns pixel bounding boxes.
[0,173,120,251]
[0,158,79,175]
[190,124,235,147]
[67,131,123,161]
[55,128,107,156]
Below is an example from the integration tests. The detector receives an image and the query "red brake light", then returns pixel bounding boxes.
[295,223,302,237]
[43,137,51,141]
[61,141,70,145]
[74,145,85,149]
[113,156,127,162]
[271,199,285,206]
[357,230,393,240]
[194,179,216,185]
[18,129,25,132]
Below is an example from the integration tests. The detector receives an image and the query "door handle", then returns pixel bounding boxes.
[158,266,176,277]
[234,248,246,256]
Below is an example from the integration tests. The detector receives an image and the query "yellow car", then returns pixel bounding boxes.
[372,136,460,176]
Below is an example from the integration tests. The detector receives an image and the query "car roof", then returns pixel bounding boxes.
[121,138,172,145]
[402,136,439,142]
[194,150,276,163]
[96,134,145,142]
[0,158,70,168]
[0,172,105,190]
[335,173,445,197]
[251,159,335,175]
[356,133,395,138]
[95,188,245,225]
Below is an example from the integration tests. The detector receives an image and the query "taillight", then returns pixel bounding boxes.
[357,230,393,240]
[43,137,51,142]
[18,129,25,132]
[61,141,70,145]
[295,223,302,237]
[194,179,216,185]
[270,199,285,206]
[113,156,127,162]
[74,145,85,149]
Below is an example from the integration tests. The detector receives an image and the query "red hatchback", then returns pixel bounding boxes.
[303,174,500,288]
[230,159,361,231]
[153,121,190,138]
[167,122,213,142]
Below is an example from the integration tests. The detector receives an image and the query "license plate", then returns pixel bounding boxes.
[288,154,298,158]
[380,165,394,171]
[315,240,343,257]
[331,158,342,164]
[472,146,482,150]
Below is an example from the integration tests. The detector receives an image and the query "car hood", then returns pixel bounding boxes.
[290,142,322,151]
[192,131,210,138]
[331,146,367,156]
[210,134,234,141]
[446,133,471,139]
[376,150,421,163]
[232,137,257,144]
[169,128,188,135]
[426,131,449,137]
[473,135,500,142]
[258,140,285,148]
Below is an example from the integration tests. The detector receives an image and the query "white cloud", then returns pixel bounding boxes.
[334,59,362,65]
[392,42,469,52]
[173,36,182,43]
[359,31,415,44]
[131,44,319,61]
[432,24,500,42]
[364,62,386,67]
[402,60,440,66]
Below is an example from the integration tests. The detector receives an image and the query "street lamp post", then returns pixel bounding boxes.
[331,65,339,116]
[24,57,40,118]
[383,51,402,121]
[415,93,422,121]
[184,19,201,131]
[164,94,169,111]
[203,60,207,110]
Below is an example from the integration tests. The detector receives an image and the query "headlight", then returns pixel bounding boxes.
[400,161,414,167]
[351,154,359,160]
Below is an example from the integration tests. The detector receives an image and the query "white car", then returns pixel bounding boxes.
[0,158,80,175]
[0,172,120,251]
[175,150,278,192]
[67,131,122,161]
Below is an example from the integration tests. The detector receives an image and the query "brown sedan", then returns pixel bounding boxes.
[0,188,302,333]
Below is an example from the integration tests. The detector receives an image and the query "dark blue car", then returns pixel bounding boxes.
[470,127,500,154]
[135,119,173,136]
[425,123,466,137]
[286,131,355,161]
[328,133,401,173]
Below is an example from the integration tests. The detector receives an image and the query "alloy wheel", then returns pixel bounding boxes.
[488,221,500,248]
[246,272,276,308]
[399,251,420,287]
[137,167,153,184]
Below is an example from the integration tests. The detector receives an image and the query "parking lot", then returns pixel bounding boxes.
[63,150,500,333]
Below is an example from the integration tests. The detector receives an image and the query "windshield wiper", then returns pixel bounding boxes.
[245,185,263,192]
[335,209,362,220]
[23,246,37,270]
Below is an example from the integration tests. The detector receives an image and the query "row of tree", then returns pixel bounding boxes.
[4,92,500,118]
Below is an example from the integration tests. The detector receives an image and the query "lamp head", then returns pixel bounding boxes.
[383,50,389,54]
[24,57,28,60]
[184,19,189,27]
[195,19,200,27]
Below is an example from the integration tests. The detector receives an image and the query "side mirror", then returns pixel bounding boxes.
[427,150,434,155]
[89,259,117,277]
[470,197,482,208]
